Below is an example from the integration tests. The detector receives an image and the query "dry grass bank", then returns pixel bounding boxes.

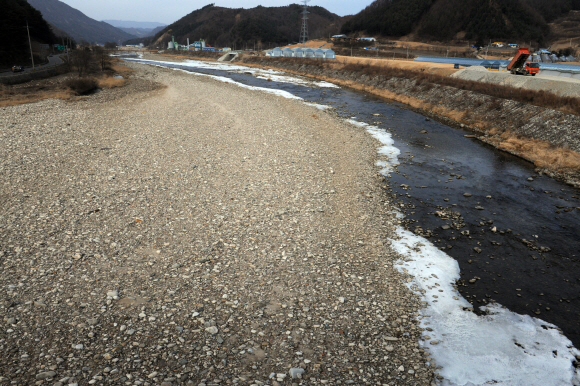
[0,85,74,107]
[335,56,460,77]
[0,60,133,107]
[98,76,126,89]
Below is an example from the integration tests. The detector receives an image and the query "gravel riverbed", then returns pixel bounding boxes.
[0,63,434,385]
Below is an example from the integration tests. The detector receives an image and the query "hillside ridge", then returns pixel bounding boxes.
[27,0,135,44]
[341,0,580,44]
[151,4,346,48]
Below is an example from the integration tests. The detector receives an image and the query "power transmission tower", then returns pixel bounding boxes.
[300,0,310,48]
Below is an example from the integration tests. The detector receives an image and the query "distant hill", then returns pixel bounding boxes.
[26,0,136,44]
[102,20,166,29]
[151,4,345,48]
[116,26,165,38]
[102,20,166,37]
[0,0,56,67]
[118,27,163,38]
[549,10,580,42]
[341,0,580,44]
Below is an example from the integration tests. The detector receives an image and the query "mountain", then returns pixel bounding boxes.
[0,0,56,67]
[102,20,166,37]
[116,26,165,38]
[26,0,136,44]
[102,20,166,29]
[151,4,345,48]
[341,0,580,44]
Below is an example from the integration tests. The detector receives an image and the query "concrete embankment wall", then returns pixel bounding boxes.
[451,66,580,98]
[0,65,69,86]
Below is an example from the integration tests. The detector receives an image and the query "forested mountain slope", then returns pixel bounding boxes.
[152,4,345,48]
[27,0,135,44]
[1,0,56,67]
[341,0,580,43]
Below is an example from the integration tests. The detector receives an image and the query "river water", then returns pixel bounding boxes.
[125,57,580,384]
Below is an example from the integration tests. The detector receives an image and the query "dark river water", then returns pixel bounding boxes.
[126,58,580,347]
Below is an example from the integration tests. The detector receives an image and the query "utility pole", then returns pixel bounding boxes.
[26,21,35,71]
[300,0,310,48]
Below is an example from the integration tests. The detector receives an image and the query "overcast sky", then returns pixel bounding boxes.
[59,0,371,25]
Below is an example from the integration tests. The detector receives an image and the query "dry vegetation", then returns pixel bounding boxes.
[0,84,74,107]
[109,61,134,77]
[0,58,133,107]
[489,132,580,171]
[98,77,125,89]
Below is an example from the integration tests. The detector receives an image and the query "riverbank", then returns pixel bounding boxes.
[0,60,435,385]
[235,56,580,188]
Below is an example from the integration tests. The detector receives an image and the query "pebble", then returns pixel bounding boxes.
[205,326,219,335]
[35,371,56,380]
[289,368,304,379]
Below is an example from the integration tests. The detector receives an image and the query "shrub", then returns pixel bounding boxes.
[65,77,99,95]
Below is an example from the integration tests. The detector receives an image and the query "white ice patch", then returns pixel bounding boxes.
[393,229,580,386]
[255,74,339,88]
[188,72,303,101]
[351,119,580,385]
[140,62,303,101]
[129,58,338,88]
[347,119,400,174]
[305,103,333,111]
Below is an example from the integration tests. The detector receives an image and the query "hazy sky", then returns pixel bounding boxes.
[59,0,371,24]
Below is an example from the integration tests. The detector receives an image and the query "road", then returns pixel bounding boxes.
[0,54,64,77]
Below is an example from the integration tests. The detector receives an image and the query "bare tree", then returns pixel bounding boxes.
[71,47,96,77]
[93,46,112,71]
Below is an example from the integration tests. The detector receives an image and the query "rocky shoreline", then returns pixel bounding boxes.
[0,62,436,385]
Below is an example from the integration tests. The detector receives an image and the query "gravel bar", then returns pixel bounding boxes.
[0,63,434,385]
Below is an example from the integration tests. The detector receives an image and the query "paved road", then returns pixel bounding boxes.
[0,54,65,77]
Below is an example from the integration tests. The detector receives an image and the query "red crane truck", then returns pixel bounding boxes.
[507,47,539,76]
